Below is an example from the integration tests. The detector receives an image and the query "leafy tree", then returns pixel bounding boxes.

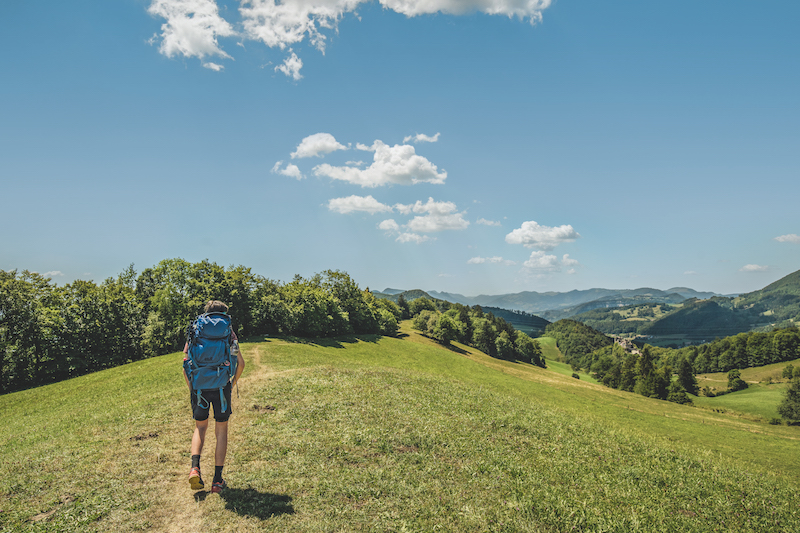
[727,369,748,392]
[471,317,497,357]
[0,270,62,392]
[396,293,411,320]
[494,331,515,360]
[322,270,378,334]
[619,353,638,392]
[376,308,399,336]
[280,275,349,337]
[634,346,656,397]
[677,356,698,395]
[412,310,438,336]
[433,314,463,345]
[409,297,437,317]
[515,332,545,367]
[778,378,800,422]
[772,329,800,364]
[782,364,795,379]
[667,380,693,405]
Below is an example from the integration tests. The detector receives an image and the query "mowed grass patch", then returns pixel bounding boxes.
[542,359,599,384]
[230,365,799,532]
[693,384,787,421]
[536,336,561,361]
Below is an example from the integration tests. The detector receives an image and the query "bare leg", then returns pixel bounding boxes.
[192,419,209,456]
[214,420,228,467]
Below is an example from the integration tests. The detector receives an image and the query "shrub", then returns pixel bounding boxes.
[571,373,580,379]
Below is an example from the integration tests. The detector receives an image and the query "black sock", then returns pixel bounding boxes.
[214,465,224,483]
[191,455,201,469]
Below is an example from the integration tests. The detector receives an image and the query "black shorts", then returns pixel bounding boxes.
[190,382,232,422]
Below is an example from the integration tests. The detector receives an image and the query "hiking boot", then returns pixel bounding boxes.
[189,467,204,491]
[211,479,226,494]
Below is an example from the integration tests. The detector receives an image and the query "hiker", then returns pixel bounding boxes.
[183,300,245,493]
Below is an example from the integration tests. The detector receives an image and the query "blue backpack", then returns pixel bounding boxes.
[184,312,238,413]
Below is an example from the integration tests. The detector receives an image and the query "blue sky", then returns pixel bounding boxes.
[2,0,798,296]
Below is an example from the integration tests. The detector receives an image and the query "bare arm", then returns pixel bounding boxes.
[232,349,245,387]
[183,342,192,390]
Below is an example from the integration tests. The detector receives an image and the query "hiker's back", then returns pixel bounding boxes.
[185,312,237,391]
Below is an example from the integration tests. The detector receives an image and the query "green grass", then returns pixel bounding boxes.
[535,336,561,361]
[693,384,787,421]
[1,326,799,532]
[693,358,800,422]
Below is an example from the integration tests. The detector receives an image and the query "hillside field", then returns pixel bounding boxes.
[1,324,799,532]
[693,359,800,422]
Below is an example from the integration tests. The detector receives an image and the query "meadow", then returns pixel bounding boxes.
[1,324,798,532]
[693,359,800,422]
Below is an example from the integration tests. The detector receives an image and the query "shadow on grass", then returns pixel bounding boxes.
[245,334,383,349]
[218,488,294,519]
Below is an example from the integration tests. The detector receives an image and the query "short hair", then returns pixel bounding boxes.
[204,300,229,314]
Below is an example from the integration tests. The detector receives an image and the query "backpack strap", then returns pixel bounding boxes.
[196,389,209,410]
[219,387,228,414]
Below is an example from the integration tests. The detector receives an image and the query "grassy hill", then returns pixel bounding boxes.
[736,269,800,329]
[693,358,800,422]
[2,325,799,532]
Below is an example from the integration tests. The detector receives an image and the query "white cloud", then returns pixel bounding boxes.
[275,50,303,79]
[505,220,580,250]
[314,140,446,187]
[291,132,348,159]
[775,234,800,244]
[684,270,697,275]
[271,160,305,179]
[397,232,432,244]
[562,254,579,267]
[43,271,64,277]
[328,195,392,214]
[378,218,433,244]
[381,0,551,19]
[149,1,552,72]
[403,132,440,143]
[467,256,515,265]
[379,219,401,232]
[396,198,469,233]
[147,0,235,60]
[476,218,501,227]
[203,61,224,71]
[740,264,769,272]
[523,251,559,271]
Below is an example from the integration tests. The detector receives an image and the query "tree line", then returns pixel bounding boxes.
[655,327,800,374]
[403,296,545,368]
[1,259,401,394]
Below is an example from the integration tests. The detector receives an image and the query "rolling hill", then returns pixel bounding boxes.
[2,324,800,532]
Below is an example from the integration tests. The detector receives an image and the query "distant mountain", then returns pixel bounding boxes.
[540,290,688,322]
[567,269,800,340]
[372,289,434,303]
[429,287,722,317]
[380,288,406,296]
[665,287,719,300]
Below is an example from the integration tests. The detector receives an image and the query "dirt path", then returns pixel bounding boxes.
[149,343,278,532]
